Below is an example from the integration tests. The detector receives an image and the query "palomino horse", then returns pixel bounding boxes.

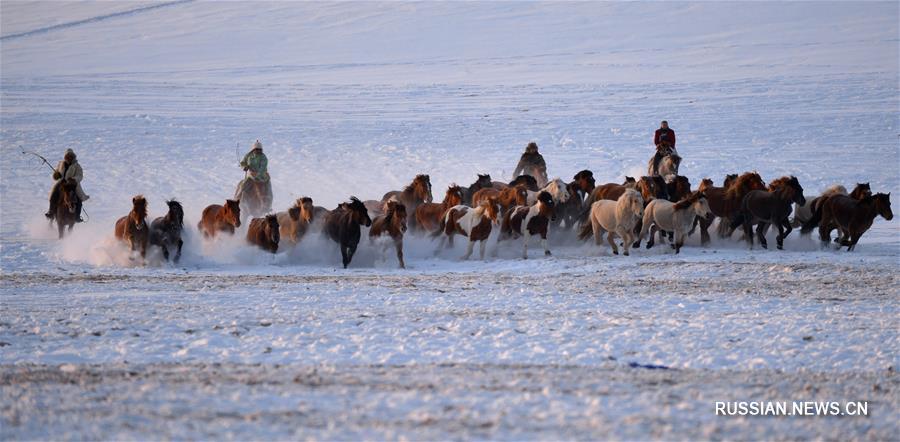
[198,199,241,238]
[415,185,463,233]
[325,197,372,268]
[246,214,280,254]
[638,191,710,254]
[731,176,805,250]
[381,174,433,228]
[578,188,644,256]
[461,174,493,205]
[817,193,892,251]
[277,197,315,245]
[433,197,501,260]
[800,183,873,237]
[580,177,638,220]
[492,175,538,191]
[115,195,150,260]
[53,178,80,239]
[526,178,570,205]
[694,172,766,243]
[499,191,556,258]
[369,200,408,268]
[472,185,527,215]
[149,200,185,263]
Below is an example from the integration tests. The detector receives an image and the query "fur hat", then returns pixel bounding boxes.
[252,140,263,150]
[525,142,539,154]
[64,149,76,160]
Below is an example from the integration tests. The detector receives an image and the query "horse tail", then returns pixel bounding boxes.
[430,212,447,239]
[800,197,824,235]
[577,214,594,241]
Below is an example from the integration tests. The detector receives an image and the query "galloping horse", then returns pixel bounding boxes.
[415,185,464,233]
[370,200,408,268]
[115,195,150,260]
[499,191,556,258]
[149,200,185,263]
[580,177,638,221]
[277,197,315,245]
[579,188,644,256]
[694,172,766,243]
[381,174,433,228]
[461,174,493,205]
[800,183,871,237]
[527,178,570,205]
[817,193,892,251]
[472,185,527,215]
[649,144,680,178]
[246,214,280,254]
[731,176,805,250]
[325,197,372,268]
[53,178,80,239]
[433,197,501,260]
[198,199,241,238]
[638,191,710,254]
[555,171,595,230]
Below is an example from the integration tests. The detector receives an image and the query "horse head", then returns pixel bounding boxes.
[693,192,711,217]
[550,179,570,203]
[413,174,433,203]
[513,185,528,206]
[698,178,714,193]
[131,195,148,229]
[446,185,464,207]
[386,200,408,233]
[723,174,738,188]
[225,199,241,228]
[484,197,501,224]
[265,214,280,245]
[874,193,893,221]
[475,174,492,189]
[299,197,315,223]
[623,176,637,187]
[573,170,595,192]
[348,197,372,227]
[166,200,184,227]
[851,183,872,200]
[60,178,78,214]
[622,189,644,218]
[537,191,556,221]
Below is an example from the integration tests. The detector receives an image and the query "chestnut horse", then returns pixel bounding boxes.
[731,176,805,250]
[198,199,241,238]
[461,174,493,205]
[246,214,280,254]
[149,200,185,263]
[53,178,80,239]
[499,191,556,258]
[277,197,314,245]
[415,185,463,233]
[817,193,892,251]
[115,195,150,259]
[433,197,501,260]
[694,172,766,243]
[370,200,408,268]
[472,185,527,215]
[325,197,372,268]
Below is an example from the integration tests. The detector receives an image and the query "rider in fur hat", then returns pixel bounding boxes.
[46,148,89,222]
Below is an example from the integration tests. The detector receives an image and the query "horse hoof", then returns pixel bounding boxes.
[544,251,551,256]
[777,244,783,250]
[613,250,619,255]
[623,251,629,256]
[631,242,640,248]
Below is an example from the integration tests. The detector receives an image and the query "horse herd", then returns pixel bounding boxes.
[103,170,892,268]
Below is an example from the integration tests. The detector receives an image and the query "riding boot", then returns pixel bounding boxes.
[76,200,84,223]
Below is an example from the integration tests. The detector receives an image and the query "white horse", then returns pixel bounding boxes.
[499,191,556,259]
[527,178,570,205]
[792,184,847,228]
[579,189,644,256]
[639,191,711,254]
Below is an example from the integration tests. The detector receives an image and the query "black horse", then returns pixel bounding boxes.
[150,200,185,263]
[325,197,372,268]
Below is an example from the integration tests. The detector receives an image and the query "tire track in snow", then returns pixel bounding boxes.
[0,0,194,41]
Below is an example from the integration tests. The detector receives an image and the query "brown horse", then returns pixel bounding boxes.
[471,185,527,215]
[818,193,892,251]
[695,172,766,243]
[415,185,463,233]
[492,175,538,191]
[246,214,280,254]
[849,182,872,200]
[198,199,241,238]
[800,183,875,236]
[325,197,372,268]
[731,176,805,250]
[370,200,408,268]
[53,178,80,239]
[433,197,501,260]
[382,174,432,229]
[149,200,184,263]
[666,176,691,202]
[461,174,493,205]
[115,195,149,259]
[277,197,314,245]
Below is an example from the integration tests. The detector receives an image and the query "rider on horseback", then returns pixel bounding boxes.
[45,149,89,222]
[651,121,678,176]
[234,140,273,214]
[512,142,549,187]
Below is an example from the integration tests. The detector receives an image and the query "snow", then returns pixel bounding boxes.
[1,1,899,440]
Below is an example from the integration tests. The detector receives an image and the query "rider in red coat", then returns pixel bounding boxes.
[654,120,676,149]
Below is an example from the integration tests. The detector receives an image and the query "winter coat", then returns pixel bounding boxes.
[50,160,88,200]
[513,152,548,186]
[654,128,676,147]
[240,149,270,181]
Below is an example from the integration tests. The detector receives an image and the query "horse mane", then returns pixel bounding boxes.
[673,191,701,211]
[725,172,762,200]
[822,185,848,197]
[132,195,148,219]
[767,176,793,192]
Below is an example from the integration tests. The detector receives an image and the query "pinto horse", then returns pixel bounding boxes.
[472,185,527,215]
[246,214,280,254]
[53,178,80,239]
[461,174,493,205]
[198,199,241,238]
[817,193,892,251]
[382,174,432,229]
[149,200,185,263]
[370,200,408,268]
[499,191,556,258]
[277,197,314,245]
[325,197,372,268]
[731,176,805,250]
[115,195,150,259]
[433,197,501,260]
[415,185,463,233]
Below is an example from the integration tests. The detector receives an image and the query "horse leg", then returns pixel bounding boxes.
[479,239,488,261]
[541,231,550,257]
[756,223,768,249]
[776,219,791,250]
[617,227,631,256]
[58,220,65,239]
[847,232,861,251]
[162,245,170,261]
[395,239,405,269]
[699,216,711,245]
[592,217,602,246]
[742,219,754,249]
[462,239,475,260]
[674,230,684,254]
[174,239,183,263]
[522,232,529,260]
[646,225,656,249]
[340,245,350,268]
[607,230,619,255]
[632,219,643,248]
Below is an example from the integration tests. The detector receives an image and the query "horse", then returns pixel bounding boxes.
[694,172,766,243]
[499,191,556,258]
[115,195,150,260]
[817,193,892,251]
[276,197,315,246]
[415,185,464,233]
[240,179,271,220]
[638,191,710,254]
[246,214,280,254]
[792,185,847,229]
[471,185,527,215]
[666,176,692,202]
[800,183,874,237]
[53,178,79,239]
[324,197,372,268]
[461,174,493,205]
[648,145,681,178]
[198,199,241,238]
[527,178,570,205]
[492,175,538,191]
[433,197,501,260]
[149,199,185,263]
[578,188,644,256]
[381,174,432,229]
[636,176,669,202]
[369,200,408,268]
[730,176,805,250]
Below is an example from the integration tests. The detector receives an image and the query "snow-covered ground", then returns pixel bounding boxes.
[1,1,898,440]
